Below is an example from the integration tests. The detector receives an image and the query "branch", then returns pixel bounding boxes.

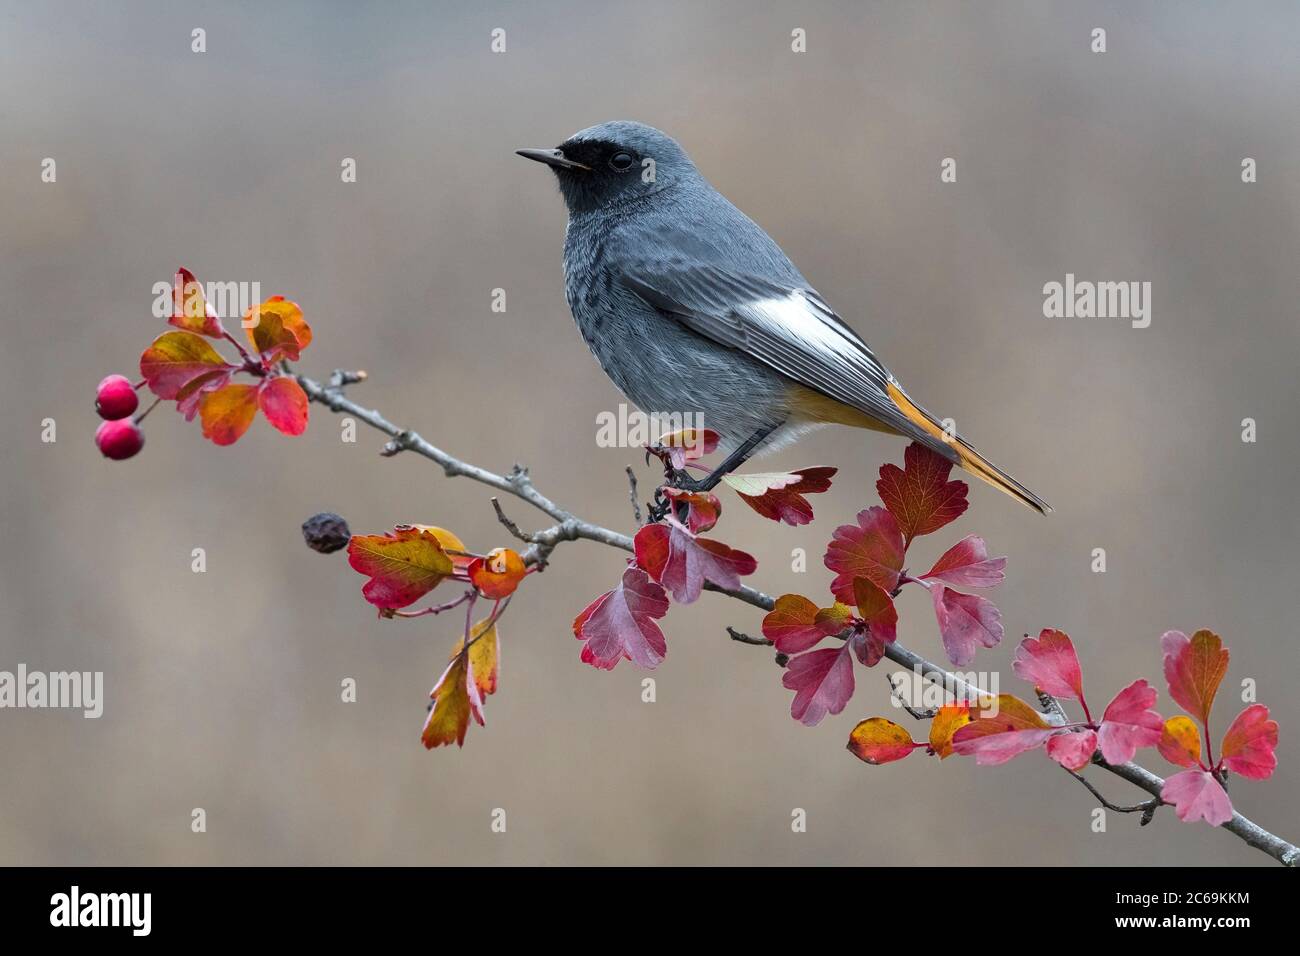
[295,367,1299,867]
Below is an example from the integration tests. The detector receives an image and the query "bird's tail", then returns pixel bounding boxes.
[884,382,1052,515]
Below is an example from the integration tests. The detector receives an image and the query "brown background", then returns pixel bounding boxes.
[2,1,1297,865]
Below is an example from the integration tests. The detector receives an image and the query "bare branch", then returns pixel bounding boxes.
[295,368,1299,868]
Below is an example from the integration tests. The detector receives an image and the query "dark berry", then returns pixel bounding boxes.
[302,512,351,553]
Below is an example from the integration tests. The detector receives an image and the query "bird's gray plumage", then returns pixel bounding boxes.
[518,121,1049,512]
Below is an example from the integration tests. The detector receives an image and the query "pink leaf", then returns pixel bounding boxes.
[950,695,1055,766]
[921,535,1006,589]
[824,506,905,603]
[1046,730,1098,771]
[1220,704,1278,780]
[1161,768,1234,826]
[931,587,1003,666]
[257,376,309,436]
[1161,629,1229,727]
[636,522,757,605]
[1097,679,1164,765]
[1012,628,1085,701]
[782,644,856,727]
[572,566,670,670]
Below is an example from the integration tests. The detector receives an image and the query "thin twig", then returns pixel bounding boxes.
[295,368,1300,868]
[726,626,770,646]
[1066,769,1161,816]
[885,674,940,720]
[626,466,643,526]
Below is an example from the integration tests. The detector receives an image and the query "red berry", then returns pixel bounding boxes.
[95,374,139,420]
[95,418,144,460]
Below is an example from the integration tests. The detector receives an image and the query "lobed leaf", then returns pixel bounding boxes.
[875,442,968,544]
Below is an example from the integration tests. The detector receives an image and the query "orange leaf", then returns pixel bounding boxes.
[1157,715,1202,768]
[258,376,309,436]
[199,382,260,446]
[468,547,526,599]
[847,717,918,765]
[347,526,456,609]
[168,268,226,338]
[244,297,311,361]
[139,330,235,400]
[451,617,500,698]
[421,653,482,749]
[928,703,972,758]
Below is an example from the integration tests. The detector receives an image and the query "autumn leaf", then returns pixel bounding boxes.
[783,643,855,726]
[421,653,482,749]
[931,586,1003,666]
[257,376,309,436]
[722,467,836,526]
[928,704,971,758]
[876,442,969,544]
[847,717,919,765]
[199,382,260,446]
[1161,629,1229,728]
[762,594,841,655]
[634,522,756,605]
[572,566,669,670]
[851,577,897,666]
[1045,730,1098,771]
[653,427,720,470]
[824,506,904,603]
[451,616,500,699]
[659,487,722,533]
[1158,716,1203,768]
[1012,629,1085,702]
[168,267,226,338]
[139,330,235,400]
[468,547,527,599]
[175,368,233,422]
[922,535,1006,589]
[347,525,456,609]
[1095,679,1163,765]
[1220,704,1278,780]
[1161,768,1233,826]
[950,694,1055,765]
[244,296,312,362]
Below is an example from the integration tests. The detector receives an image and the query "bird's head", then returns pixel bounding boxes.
[517,121,696,214]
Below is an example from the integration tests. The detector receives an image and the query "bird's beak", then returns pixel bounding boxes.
[515,147,590,171]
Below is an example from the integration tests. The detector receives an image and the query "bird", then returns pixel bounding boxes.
[517,121,1050,514]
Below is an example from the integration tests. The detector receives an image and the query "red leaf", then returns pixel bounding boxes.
[824,506,904,603]
[1046,730,1098,771]
[257,376,309,436]
[851,577,897,666]
[1220,704,1278,780]
[653,428,720,470]
[347,526,456,610]
[659,487,721,533]
[847,717,919,765]
[782,643,855,726]
[637,522,756,605]
[950,694,1055,765]
[1012,629,1085,701]
[922,535,1006,589]
[876,442,969,544]
[1096,679,1163,765]
[931,586,1003,666]
[762,594,843,655]
[1161,768,1233,826]
[1161,629,1229,727]
[572,566,669,670]
[722,467,837,526]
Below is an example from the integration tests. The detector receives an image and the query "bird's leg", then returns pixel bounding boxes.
[670,421,781,493]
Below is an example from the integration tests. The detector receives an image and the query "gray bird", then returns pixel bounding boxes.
[517,121,1049,513]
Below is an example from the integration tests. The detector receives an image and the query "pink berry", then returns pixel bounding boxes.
[95,418,144,460]
[95,374,139,420]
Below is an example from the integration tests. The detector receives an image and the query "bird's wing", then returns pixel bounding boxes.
[617,262,959,461]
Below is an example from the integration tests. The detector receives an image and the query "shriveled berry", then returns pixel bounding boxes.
[95,418,144,460]
[95,374,139,420]
[302,512,351,553]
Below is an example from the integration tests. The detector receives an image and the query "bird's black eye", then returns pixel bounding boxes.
[609,151,635,171]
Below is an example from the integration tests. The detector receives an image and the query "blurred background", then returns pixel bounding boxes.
[2,0,1297,865]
